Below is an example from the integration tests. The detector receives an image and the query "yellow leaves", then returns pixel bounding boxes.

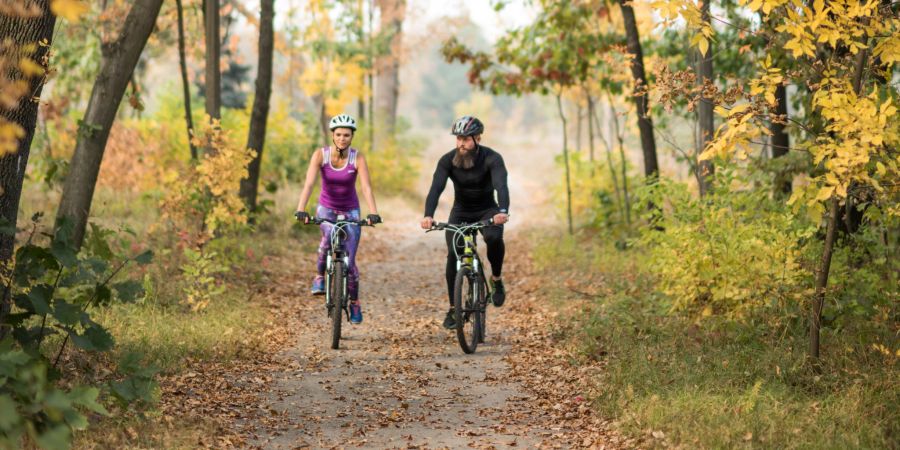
[300,58,368,117]
[0,122,26,156]
[160,115,254,241]
[50,0,89,22]
[650,0,713,56]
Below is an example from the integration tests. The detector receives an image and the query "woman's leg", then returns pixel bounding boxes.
[316,205,336,275]
[345,209,362,301]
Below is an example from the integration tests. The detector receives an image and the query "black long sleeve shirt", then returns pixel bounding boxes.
[424,146,510,217]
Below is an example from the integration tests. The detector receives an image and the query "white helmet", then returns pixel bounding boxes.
[328,114,357,131]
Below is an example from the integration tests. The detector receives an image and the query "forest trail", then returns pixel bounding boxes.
[160,135,625,449]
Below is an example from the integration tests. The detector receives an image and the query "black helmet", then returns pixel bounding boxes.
[451,116,484,137]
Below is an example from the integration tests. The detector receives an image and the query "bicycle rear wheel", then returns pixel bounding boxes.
[330,260,344,350]
[453,267,478,354]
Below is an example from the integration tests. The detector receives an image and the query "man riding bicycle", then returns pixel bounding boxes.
[420,116,510,329]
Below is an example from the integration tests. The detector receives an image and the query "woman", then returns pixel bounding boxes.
[295,114,380,324]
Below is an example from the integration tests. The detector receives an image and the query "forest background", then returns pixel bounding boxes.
[0,0,896,448]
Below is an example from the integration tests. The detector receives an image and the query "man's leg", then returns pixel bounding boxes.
[480,209,506,306]
[443,211,467,328]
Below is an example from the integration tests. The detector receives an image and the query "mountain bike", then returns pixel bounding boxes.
[427,219,495,354]
[306,215,373,350]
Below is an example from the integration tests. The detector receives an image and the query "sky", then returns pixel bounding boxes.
[405,0,538,42]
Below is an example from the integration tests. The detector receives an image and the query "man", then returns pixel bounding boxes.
[420,116,510,329]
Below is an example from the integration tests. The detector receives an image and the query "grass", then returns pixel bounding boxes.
[92,291,268,373]
[534,233,899,449]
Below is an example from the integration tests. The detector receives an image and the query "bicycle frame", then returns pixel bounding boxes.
[431,221,495,313]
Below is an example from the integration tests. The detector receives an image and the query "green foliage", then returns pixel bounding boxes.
[535,234,898,449]
[634,174,811,318]
[554,151,637,232]
[0,217,156,449]
[356,117,423,197]
[179,249,226,313]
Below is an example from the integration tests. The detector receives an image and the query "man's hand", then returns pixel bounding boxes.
[492,213,509,225]
[421,216,434,229]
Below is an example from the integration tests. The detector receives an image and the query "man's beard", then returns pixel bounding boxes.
[452,148,476,169]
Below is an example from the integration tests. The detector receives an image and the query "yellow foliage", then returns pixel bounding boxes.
[299,57,368,116]
[50,0,89,22]
[159,116,254,243]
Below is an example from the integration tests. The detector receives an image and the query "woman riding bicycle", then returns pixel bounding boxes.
[294,114,381,324]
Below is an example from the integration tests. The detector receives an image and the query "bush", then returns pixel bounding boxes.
[634,175,810,318]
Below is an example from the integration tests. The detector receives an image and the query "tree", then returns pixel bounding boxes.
[239,0,275,217]
[204,0,221,122]
[175,0,198,160]
[374,0,406,143]
[695,0,714,196]
[55,0,165,249]
[618,0,659,178]
[0,0,56,329]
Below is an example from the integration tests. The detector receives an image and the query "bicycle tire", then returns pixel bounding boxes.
[453,266,478,354]
[330,260,344,350]
[476,273,486,344]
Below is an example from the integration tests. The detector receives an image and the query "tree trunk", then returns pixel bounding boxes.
[576,103,583,152]
[205,0,222,123]
[696,0,714,197]
[608,99,632,227]
[176,0,197,160]
[0,0,56,333]
[810,47,869,361]
[374,0,405,144]
[239,0,274,219]
[618,0,659,178]
[55,0,165,250]
[592,100,624,218]
[587,96,595,163]
[556,94,573,235]
[770,83,791,194]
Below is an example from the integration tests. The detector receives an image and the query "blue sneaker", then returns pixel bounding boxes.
[349,301,363,324]
[311,275,325,295]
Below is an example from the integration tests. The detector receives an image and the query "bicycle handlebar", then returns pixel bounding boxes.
[426,218,494,232]
[306,217,374,227]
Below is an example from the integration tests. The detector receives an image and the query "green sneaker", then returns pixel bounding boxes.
[442,309,456,329]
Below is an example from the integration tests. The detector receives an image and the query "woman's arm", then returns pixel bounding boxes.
[295,148,323,214]
[356,151,379,216]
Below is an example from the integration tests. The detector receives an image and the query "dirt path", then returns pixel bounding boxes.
[155,134,627,449]
[247,194,547,449]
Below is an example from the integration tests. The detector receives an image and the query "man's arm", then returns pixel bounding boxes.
[490,153,510,213]
[423,156,450,218]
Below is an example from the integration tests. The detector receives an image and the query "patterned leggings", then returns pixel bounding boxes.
[316,205,361,301]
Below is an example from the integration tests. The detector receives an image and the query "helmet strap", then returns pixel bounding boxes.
[331,137,349,157]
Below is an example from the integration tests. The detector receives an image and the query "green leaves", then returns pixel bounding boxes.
[0,219,159,449]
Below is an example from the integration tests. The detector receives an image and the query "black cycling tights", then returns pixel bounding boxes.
[444,209,504,306]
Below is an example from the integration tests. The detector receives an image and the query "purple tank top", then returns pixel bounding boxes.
[318,147,360,210]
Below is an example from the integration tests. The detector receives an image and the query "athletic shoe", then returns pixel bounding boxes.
[492,279,506,307]
[442,309,456,329]
[349,301,363,324]
[311,275,325,295]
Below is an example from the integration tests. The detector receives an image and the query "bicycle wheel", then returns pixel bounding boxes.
[453,266,478,354]
[330,260,344,350]
[476,274,486,344]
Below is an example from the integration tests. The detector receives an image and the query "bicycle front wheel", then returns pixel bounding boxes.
[476,274,486,344]
[330,260,344,350]
[453,266,478,354]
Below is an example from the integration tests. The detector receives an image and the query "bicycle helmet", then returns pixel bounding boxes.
[451,116,484,137]
[329,114,357,131]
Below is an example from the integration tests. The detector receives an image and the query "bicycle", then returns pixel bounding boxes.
[427,219,495,354]
[304,215,373,350]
